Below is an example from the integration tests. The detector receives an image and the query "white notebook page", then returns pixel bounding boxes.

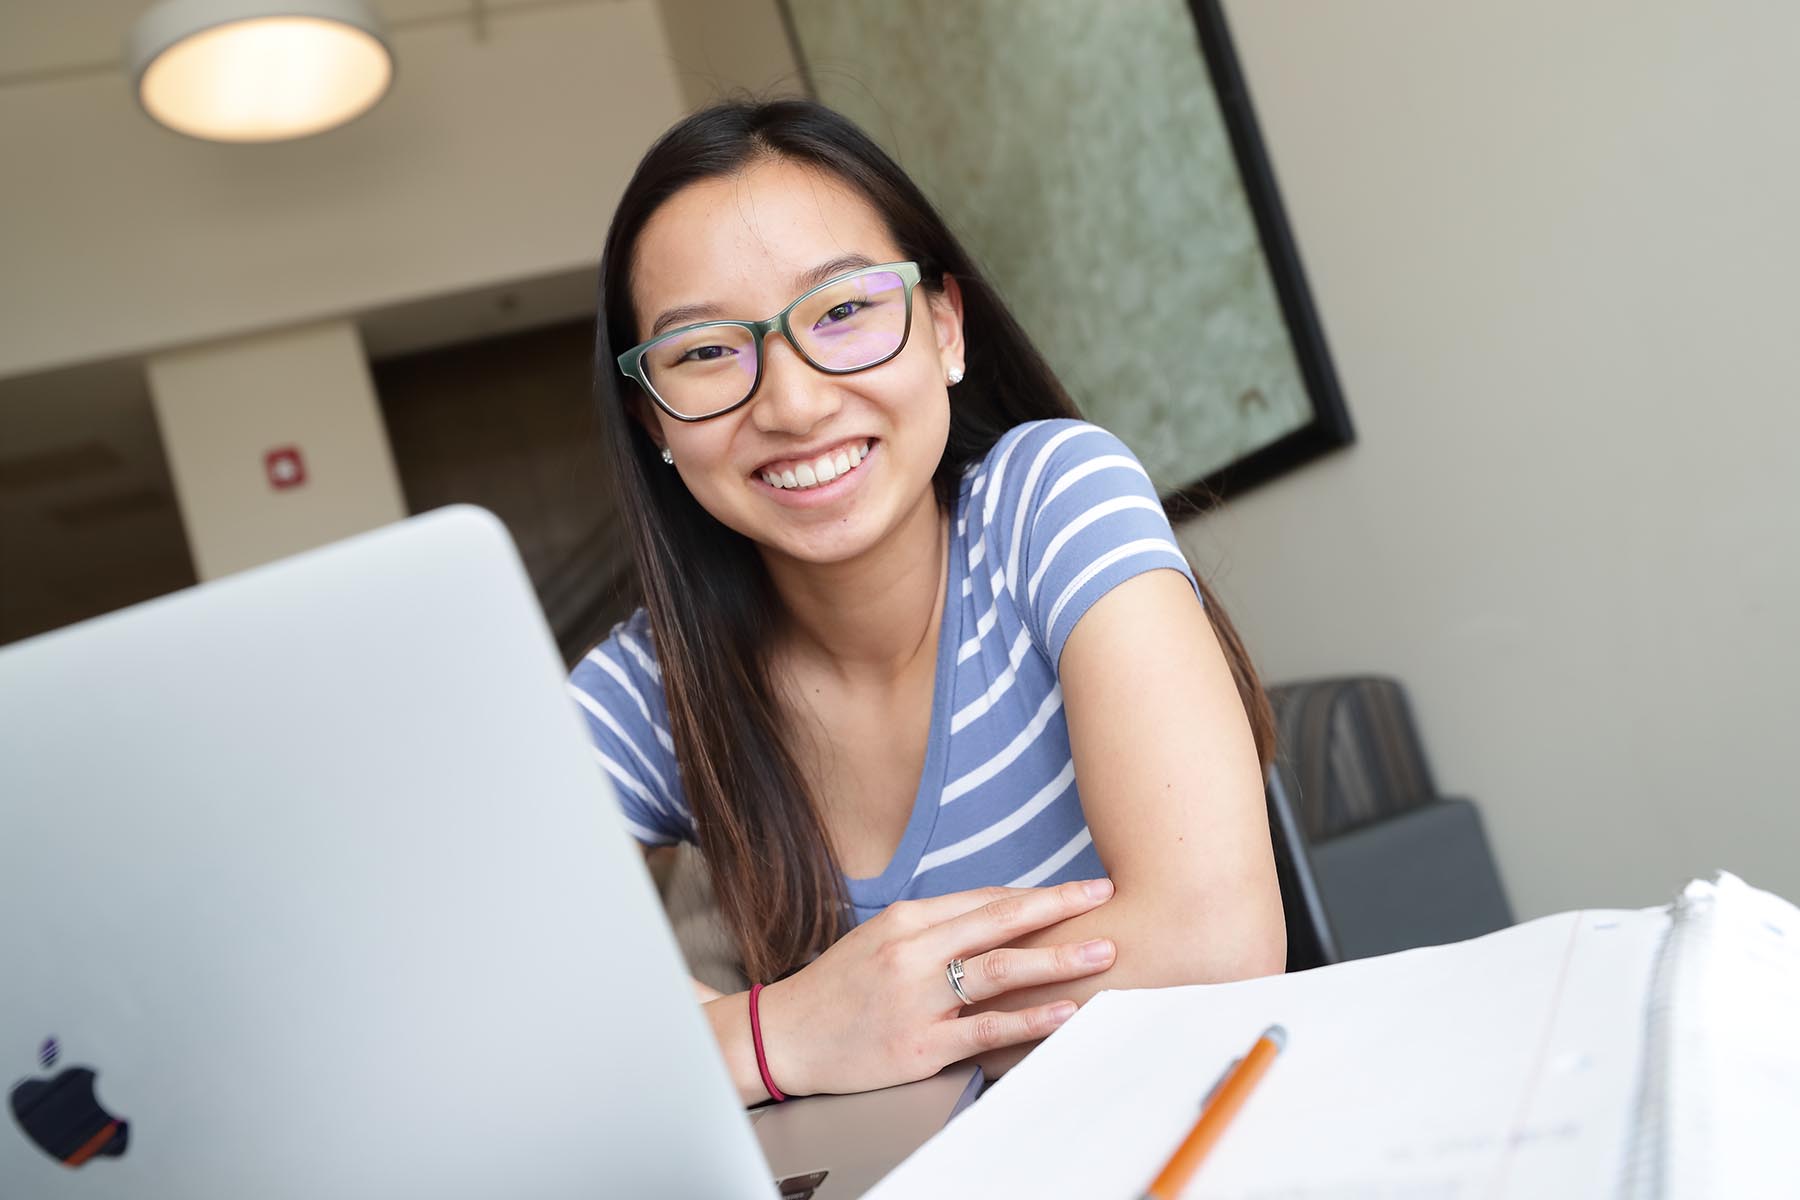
[868,908,1668,1199]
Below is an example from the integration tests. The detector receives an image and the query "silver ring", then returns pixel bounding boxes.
[945,957,974,1006]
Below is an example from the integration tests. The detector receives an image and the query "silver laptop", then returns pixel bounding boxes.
[0,506,788,1198]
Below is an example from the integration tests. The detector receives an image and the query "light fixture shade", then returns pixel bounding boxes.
[128,0,394,143]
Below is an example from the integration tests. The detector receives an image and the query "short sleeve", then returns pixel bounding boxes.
[565,609,694,848]
[987,420,1199,666]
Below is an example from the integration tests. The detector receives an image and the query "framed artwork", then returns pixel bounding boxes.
[778,0,1353,510]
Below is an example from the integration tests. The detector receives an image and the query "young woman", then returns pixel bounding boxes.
[571,99,1284,1106]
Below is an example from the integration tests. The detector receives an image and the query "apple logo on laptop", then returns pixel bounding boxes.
[8,1038,130,1168]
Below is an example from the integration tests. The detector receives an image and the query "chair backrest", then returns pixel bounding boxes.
[1268,677,1439,841]
[1264,763,1343,971]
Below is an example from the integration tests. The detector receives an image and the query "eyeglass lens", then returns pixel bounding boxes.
[642,268,910,417]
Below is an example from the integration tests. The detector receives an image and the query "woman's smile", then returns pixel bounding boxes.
[755,438,877,503]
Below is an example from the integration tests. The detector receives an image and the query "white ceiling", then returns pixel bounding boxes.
[358,263,597,362]
[0,0,613,379]
[0,2,591,79]
[0,0,609,544]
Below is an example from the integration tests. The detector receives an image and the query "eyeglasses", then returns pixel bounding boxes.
[618,261,923,422]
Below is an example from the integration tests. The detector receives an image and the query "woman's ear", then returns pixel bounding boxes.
[927,274,967,381]
[628,392,669,456]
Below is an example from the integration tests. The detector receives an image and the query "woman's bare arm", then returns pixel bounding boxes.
[965,569,1286,1074]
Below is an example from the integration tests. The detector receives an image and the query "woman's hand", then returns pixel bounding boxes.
[753,878,1117,1097]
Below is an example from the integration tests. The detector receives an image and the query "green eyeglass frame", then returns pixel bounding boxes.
[617,261,924,423]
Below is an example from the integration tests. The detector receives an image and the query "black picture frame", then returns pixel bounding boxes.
[1174,0,1354,512]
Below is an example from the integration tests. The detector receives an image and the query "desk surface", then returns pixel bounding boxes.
[752,1065,983,1198]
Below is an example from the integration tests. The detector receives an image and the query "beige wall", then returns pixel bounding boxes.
[657,0,803,110]
[1190,0,1800,916]
[0,0,686,381]
[148,321,406,580]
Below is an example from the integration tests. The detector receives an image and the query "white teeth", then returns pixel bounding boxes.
[762,441,873,490]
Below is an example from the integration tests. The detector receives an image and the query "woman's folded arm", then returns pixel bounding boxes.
[965,569,1285,1074]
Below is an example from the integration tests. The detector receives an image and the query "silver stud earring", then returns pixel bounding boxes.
[947,366,965,386]
[659,446,674,465]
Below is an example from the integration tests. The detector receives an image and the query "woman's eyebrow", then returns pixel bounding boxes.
[649,302,723,338]
[793,253,876,292]
[647,254,880,338]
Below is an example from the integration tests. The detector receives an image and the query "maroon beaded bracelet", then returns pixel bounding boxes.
[748,983,787,1103]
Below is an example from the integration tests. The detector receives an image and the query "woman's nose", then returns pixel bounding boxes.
[748,331,842,436]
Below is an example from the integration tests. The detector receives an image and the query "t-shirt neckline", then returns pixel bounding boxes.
[842,491,970,911]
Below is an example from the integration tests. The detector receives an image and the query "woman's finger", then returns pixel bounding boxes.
[953,939,1116,1005]
[885,885,1037,931]
[944,1000,1080,1059]
[927,877,1115,961]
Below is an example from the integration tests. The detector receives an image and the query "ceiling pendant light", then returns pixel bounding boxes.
[128,0,394,143]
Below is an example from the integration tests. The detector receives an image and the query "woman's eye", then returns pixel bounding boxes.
[817,298,868,327]
[676,344,735,364]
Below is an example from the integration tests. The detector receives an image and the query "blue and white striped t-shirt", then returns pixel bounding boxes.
[567,419,1199,924]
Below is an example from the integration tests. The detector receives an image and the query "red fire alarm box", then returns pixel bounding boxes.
[266,446,307,490]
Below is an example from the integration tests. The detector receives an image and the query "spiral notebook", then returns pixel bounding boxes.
[867,873,1800,1199]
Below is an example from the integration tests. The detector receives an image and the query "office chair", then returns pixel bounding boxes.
[1263,676,1514,971]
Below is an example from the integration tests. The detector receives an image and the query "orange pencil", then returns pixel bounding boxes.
[1141,1024,1287,1200]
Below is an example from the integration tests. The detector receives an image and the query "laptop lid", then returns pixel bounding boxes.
[0,506,776,1198]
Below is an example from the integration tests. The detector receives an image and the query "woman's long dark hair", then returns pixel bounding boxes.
[594,98,1274,984]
